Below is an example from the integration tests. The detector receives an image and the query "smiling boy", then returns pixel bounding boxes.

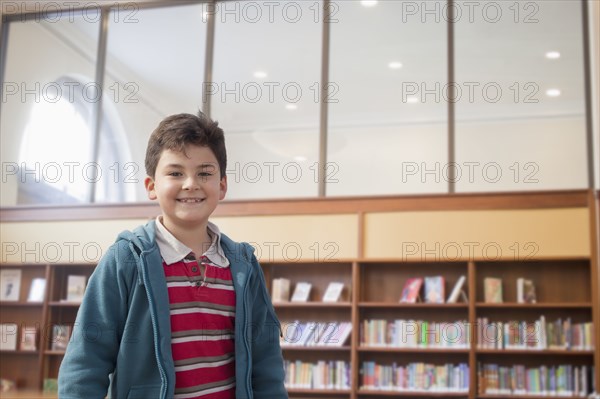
[58,112,288,399]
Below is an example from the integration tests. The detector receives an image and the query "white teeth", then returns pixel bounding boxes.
[178,198,204,203]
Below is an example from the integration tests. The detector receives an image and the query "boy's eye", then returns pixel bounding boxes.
[199,172,213,177]
[168,172,182,177]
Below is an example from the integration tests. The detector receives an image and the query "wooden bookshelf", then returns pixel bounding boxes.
[0,262,94,392]
[0,260,596,397]
[262,257,597,398]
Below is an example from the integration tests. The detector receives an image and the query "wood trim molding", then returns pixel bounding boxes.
[0,190,591,222]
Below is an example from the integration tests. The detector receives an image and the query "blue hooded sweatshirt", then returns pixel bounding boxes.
[58,220,288,399]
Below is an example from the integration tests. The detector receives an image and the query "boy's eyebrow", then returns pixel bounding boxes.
[200,163,217,169]
[164,163,217,169]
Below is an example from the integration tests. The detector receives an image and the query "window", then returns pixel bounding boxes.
[17,77,134,204]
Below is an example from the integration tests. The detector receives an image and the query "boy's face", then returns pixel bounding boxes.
[144,144,227,230]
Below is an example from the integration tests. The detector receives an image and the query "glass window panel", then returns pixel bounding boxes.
[455,0,587,192]
[103,4,208,202]
[211,1,321,199]
[1,11,99,206]
[327,0,448,196]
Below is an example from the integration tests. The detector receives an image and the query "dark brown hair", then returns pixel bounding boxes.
[145,112,227,179]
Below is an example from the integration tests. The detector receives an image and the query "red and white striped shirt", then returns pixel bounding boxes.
[155,217,236,399]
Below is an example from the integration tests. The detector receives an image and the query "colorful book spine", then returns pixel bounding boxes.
[360,362,469,392]
[476,317,594,350]
[284,360,351,389]
[361,319,470,349]
[478,363,595,396]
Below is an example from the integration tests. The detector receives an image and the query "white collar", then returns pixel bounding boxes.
[154,216,230,267]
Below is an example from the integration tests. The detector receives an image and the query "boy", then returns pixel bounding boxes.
[58,112,288,399]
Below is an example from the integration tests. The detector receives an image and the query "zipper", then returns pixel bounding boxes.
[139,252,168,399]
[243,270,252,398]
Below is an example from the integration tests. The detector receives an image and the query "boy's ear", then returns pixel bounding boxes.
[219,175,228,200]
[144,176,157,200]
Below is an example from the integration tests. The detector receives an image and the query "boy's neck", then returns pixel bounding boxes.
[159,216,212,257]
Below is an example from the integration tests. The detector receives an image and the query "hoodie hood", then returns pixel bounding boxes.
[117,220,157,254]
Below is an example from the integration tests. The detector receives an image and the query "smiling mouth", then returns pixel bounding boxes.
[177,198,206,203]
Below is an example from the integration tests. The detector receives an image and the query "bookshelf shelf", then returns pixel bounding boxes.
[359,302,468,308]
[48,301,82,307]
[359,346,470,353]
[286,388,352,394]
[0,301,44,307]
[358,389,469,396]
[274,302,352,308]
[282,346,351,351]
[0,390,58,398]
[476,349,594,356]
[477,395,589,399]
[0,349,39,355]
[475,302,592,309]
[44,350,66,356]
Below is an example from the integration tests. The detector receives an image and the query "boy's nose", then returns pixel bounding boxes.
[182,176,200,190]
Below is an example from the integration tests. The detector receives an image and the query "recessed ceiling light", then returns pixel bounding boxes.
[545,51,561,59]
[285,104,298,110]
[254,71,268,79]
[546,89,561,97]
[388,61,403,69]
[361,1,378,7]
[406,96,419,104]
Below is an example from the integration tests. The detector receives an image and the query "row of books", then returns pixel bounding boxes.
[280,321,352,347]
[478,364,595,396]
[360,362,469,392]
[0,323,71,351]
[272,278,345,303]
[476,317,595,350]
[399,276,467,304]
[0,270,46,302]
[0,269,87,303]
[483,276,537,303]
[394,275,539,304]
[360,319,470,349]
[284,360,351,390]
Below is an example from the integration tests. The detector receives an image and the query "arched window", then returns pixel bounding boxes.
[18,76,134,204]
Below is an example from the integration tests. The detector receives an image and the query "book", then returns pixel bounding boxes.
[291,282,312,302]
[484,277,503,303]
[399,277,423,303]
[65,275,87,302]
[517,278,536,304]
[281,321,313,346]
[326,321,352,346]
[0,269,22,301]
[27,278,46,302]
[51,325,71,351]
[299,321,319,346]
[0,378,16,392]
[271,278,290,303]
[447,275,467,303]
[43,378,58,394]
[0,323,18,350]
[306,322,333,346]
[424,276,445,303]
[20,326,37,351]
[322,282,344,302]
